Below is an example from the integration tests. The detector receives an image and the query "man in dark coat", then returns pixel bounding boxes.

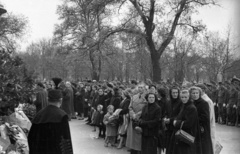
[34,82,48,113]
[227,83,238,126]
[28,89,73,154]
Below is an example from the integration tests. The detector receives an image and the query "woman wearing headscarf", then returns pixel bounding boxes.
[190,86,213,154]
[164,87,182,154]
[156,88,168,152]
[171,89,202,154]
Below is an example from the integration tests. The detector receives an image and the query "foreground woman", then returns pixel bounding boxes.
[139,93,161,154]
[171,89,202,154]
[191,87,213,154]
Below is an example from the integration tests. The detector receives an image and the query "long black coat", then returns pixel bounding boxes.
[194,98,213,154]
[110,94,122,111]
[171,101,202,154]
[165,98,182,154]
[28,105,73,154]
[75,87,85,114]
[140,102,161,154]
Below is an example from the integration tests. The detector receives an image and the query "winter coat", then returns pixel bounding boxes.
[126,93,147,151]
[110,94,122,111]
[202,93,216,153]
[140,102,161,154]
[103,112,118,137]
[194,97,213,154]
[171,101,202,154]
[62,87,74,115]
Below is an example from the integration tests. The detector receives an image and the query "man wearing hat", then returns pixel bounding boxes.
[28,79,73,154]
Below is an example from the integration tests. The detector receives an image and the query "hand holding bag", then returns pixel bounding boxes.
[175,121,195,145]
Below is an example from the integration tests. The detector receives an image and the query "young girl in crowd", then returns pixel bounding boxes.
[103,105,118,147]
[91,104,104,137]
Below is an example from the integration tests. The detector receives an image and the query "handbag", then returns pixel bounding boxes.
[175,121,195,145]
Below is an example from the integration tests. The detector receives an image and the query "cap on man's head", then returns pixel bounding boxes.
[48,89,62,102]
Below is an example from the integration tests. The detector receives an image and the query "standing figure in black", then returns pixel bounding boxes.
[191,86,213,154]
[138,93,161,154]
[28,78,73,154]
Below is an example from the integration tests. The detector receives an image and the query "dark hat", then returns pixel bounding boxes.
[131,80,138,85]
[37,82,45,88]
[52,78,62,89]
[107,82,114,88]
[48,89,62,102]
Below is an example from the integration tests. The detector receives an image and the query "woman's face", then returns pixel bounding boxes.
[108,107,114,113]
[171,89,179,99]
[180,92,189,104]
[191,89,200,100]
[97,106,102,111]
[149,87,156,94]
[148,94,155,103]
[98,89,103,95]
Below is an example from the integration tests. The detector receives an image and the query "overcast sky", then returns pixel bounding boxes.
[1,0,239,51]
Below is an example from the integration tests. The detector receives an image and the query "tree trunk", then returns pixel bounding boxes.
[150,52,161,83]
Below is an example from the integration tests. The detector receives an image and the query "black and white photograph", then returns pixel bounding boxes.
[0,0,240,154]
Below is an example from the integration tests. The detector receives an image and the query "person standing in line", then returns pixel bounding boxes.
[126,84,147,154]
[116,88,131,149]
[196,84,216,154]
[191,86,213,154]
[103,105,118,147]
[164,87,182,154]
[217,82,227,124]
[171,89,202,154]
[34,82,48,113]
[75,82,85,120]
[61,82,73,121]
[28,86,73,154]
[226,82,238,126]
[138,93,161,154]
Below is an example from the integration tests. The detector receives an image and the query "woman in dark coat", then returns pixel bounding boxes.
[61,83,73,121]
[117,88,131,149]
[75,82,85,120]
[165,87,182,154]
[110,87,122,111]
[138,93,161,154]
[156,88,168,151]
[171,89,202,154]
[190,86,213,154]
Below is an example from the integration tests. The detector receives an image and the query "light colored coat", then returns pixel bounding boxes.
[126,93,147,151]
[202,93,216,154]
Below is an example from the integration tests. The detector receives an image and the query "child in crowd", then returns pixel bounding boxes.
[103,105,118,147]
[91,104,104,138]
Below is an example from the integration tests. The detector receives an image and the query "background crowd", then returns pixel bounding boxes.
[32,76,240,154]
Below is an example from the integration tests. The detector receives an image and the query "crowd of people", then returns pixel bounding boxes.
[30,77,240,154]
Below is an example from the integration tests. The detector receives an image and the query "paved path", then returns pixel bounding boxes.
[69,119,240,154]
